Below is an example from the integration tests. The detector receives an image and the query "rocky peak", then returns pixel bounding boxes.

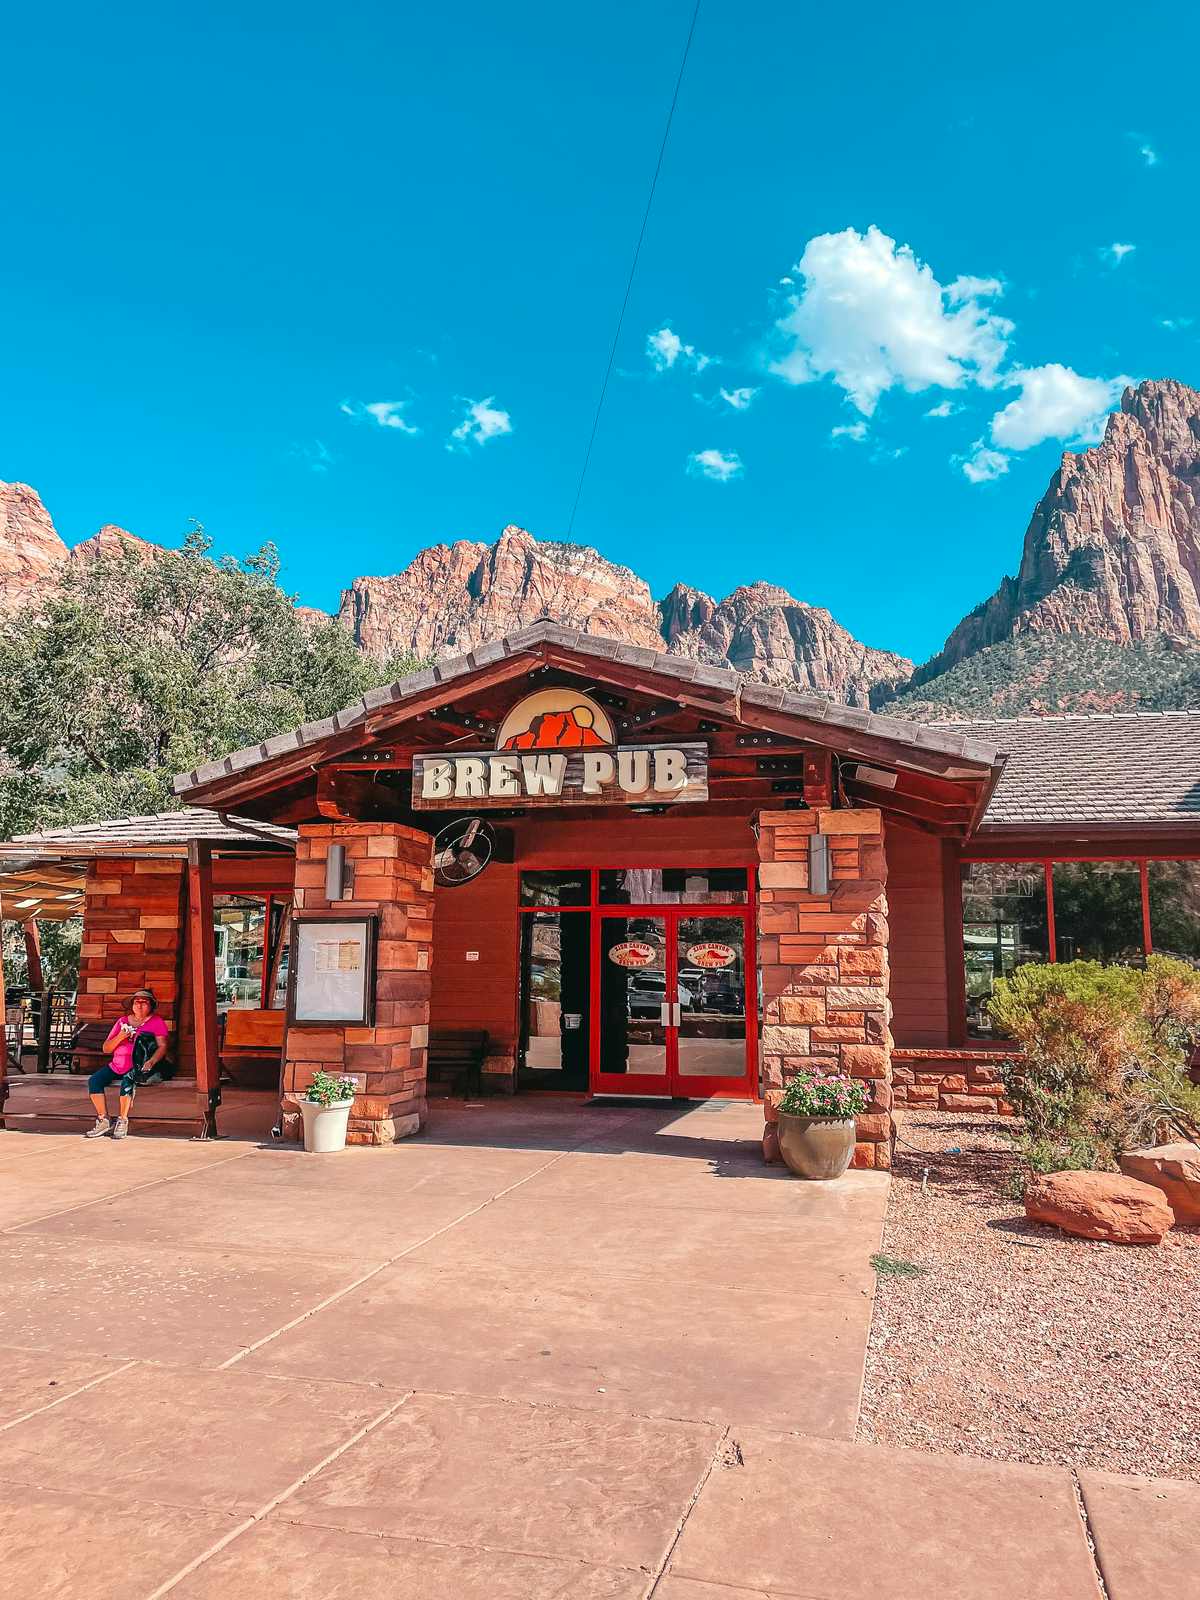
[662,580,911,706]
[339,525,664,660]
[0,480,69,607]
[914,378,1200,685]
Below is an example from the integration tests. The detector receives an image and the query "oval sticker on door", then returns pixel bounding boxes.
[685,942,737,969]
[608,940,657,969]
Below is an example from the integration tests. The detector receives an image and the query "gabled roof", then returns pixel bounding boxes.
[172,620,1006,804]
[2,807,296,855]
[952,711,1200,830]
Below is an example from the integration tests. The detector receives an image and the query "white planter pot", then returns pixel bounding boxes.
[298,1097,354,1153]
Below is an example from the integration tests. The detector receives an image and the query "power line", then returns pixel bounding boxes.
[565,0,702,538]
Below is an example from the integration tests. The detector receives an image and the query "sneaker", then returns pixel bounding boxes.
[85,1117,112,1138]
[112,1117,129,1140]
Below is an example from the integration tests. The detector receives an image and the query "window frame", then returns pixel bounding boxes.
[212,890,292,1011]
[957,848,1200,1037]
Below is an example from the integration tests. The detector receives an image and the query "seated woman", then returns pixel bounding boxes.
[85,989,169,1140]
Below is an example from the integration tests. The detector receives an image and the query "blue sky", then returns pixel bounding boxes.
[3,1,1198,666]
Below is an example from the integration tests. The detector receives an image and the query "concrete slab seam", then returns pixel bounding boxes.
[0,1357,138,1434]
[216,1143,583,1370]
[644,1426,733,1599]
[139,1390,414,1600]
[1072,1470,1113,1600]
[4,1147,258,1234]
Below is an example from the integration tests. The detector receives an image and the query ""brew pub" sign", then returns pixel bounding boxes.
[412,688,708,810]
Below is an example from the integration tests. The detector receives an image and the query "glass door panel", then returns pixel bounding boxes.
[675,914,749,1088]
[595,915,669,1088]
[518,911,590,1090]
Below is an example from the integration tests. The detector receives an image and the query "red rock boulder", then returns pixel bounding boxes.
[1118,1143,1200,1224]
[1025,1170,1175,1244]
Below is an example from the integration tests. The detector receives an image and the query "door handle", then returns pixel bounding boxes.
[660,1002,671,1027]
[672,1001,682,1027]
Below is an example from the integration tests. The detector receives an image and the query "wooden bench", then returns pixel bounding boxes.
[0,1072,218,1138]
[428,1029,489,1099]
[220,1008,285,1090]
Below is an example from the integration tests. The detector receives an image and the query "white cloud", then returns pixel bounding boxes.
[647,325,712,373]
[292,440,334,473]
[448,397,513,450]
[1159,316,1193,332]
[989,364,1130,451]
[769,225,1012,414]
[340,399,420,435]
[686,448,743,483]
[924,400,961,418]
[959,440,1010,484]
[1140,144,1158,166]
[830,421,868,442]
[719,386,758,411]
[1102,242,1136,267]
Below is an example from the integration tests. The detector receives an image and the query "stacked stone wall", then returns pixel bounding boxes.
[756,807,892,1170]
[892,1049,1016,1115]
[75,860,185,1034]
[282,823,434,1145]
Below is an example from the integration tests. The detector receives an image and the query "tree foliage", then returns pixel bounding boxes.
[991,956,1200,1169]
[0,528,423,834]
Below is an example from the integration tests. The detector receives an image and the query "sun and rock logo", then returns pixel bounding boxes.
[496,691,615,750]
[413,686,705,808]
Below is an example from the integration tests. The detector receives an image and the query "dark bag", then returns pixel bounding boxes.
[129,1029,176,1087]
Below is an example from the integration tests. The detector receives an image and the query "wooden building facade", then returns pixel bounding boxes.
[3,623,1199,1159]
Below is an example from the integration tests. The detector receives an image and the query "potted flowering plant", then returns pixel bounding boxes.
[298,1070,358,1153]
[775,1070,869,1180]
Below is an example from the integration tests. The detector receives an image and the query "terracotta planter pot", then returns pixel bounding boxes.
[777,1113,856,1180]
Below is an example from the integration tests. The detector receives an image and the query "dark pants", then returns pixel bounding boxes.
[87,1065,135,1096]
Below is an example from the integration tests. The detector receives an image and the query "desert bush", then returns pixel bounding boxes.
[990,955,1200,1170]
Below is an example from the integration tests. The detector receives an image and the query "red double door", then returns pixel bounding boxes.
[591,906,756,1098]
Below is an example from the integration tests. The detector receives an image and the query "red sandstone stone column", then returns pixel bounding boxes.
[75,859,186,1033]
[756,807,893,1170]
[282,822,434,1145]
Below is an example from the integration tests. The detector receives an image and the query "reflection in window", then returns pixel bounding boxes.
[1148,860,1200,961]
[1052,862,1144,964]
[213,896,267,1012]
[961,862,1049,1039]
[519,871,590,908]
[518,911,589,1087]
[599,868,748,904]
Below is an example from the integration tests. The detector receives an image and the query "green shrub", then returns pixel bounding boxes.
[990,955,1200,1170]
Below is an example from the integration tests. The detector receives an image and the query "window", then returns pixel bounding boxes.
[1148,860,1200,961]
[599,868,748,904]
[960,854,1200,1038]
[214,896,267,1012]
[519,871,590,908]
[1051,862,1144,964]
[213,893,291,1012]
[961,862,1049,1038]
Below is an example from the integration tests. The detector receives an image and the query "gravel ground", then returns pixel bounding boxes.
[858,1109,1200,1481]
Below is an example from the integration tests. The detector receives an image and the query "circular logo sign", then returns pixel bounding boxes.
[684,942,737,970]
[608,940,658,970]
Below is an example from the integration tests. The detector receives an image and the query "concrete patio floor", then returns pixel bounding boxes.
[0,1098,1194,1599]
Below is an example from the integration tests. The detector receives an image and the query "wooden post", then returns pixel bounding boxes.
[187,841,220,1137]
[23,920,44,993]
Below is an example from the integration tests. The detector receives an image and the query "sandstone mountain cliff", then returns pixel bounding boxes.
[338,524,911,706]
[911,379,1200,690]
[6,375,1200,716]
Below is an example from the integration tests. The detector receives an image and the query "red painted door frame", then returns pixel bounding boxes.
[589,901,757,1100]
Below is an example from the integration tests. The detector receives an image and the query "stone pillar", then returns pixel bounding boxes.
[756,807,892,1170]
[76,859,185,1031]
[283,823,434,1145]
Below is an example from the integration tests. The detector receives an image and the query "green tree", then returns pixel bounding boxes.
[0,527,422,834]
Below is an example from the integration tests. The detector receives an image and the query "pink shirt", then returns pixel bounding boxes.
[106,1013,168,1074]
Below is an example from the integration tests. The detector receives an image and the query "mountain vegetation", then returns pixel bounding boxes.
[0,528,423,837]
[879,632,1200,721]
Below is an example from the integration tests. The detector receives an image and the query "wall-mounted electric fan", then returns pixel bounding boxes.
[433,817,496,887]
